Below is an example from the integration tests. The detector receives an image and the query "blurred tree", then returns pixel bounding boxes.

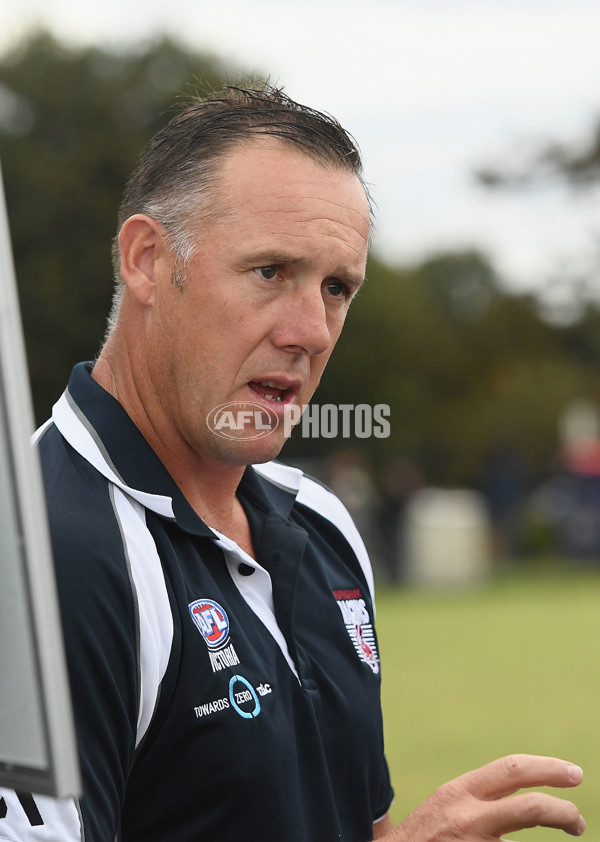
[285,249,600,488]
[475,114,600,322]
[4,31,600,496]
[475,119,600,189]
[0,31,227,419]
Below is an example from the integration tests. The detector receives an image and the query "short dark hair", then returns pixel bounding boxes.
[107,82,368,331]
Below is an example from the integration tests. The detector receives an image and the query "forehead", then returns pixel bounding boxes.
[210,137,371,250]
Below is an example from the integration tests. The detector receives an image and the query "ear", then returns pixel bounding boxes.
[118,214,170,306]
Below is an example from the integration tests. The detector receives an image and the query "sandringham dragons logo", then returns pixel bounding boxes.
[332,588,380,674]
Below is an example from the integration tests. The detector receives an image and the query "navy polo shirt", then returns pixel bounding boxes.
[10,362,393,842]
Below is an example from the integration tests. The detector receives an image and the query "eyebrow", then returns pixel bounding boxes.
[245,251,304,266]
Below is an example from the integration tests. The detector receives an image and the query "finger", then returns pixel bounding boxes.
[478,790,585,838]
[459,755,583,800]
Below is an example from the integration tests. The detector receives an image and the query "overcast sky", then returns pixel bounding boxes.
[2,0,600,303]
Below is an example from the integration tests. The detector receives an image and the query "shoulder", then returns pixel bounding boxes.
[35,420,132,586]
[253,461,375,603]
[33,421,141,684]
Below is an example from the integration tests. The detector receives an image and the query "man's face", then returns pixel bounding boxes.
[144,137,370,467]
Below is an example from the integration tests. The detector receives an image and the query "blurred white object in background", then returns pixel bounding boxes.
[405,488,492,587]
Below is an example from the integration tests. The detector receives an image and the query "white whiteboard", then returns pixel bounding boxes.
[0,160,80,797]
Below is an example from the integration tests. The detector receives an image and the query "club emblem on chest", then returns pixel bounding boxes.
[332,588,380,674]
[189,598,230,647]
[189,598,241,672]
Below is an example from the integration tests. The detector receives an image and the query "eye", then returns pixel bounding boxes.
[325,280,351,299]
[255,265,279,280]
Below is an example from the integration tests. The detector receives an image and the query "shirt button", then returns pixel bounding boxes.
[238,563,255,576]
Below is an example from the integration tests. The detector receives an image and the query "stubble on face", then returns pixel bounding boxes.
[138,138,371,473]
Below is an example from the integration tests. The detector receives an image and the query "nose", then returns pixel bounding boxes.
[272,286,332,356]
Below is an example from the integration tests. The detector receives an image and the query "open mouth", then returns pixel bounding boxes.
[249,380,293,404]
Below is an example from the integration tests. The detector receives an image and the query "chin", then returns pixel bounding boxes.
[211,434,287,467]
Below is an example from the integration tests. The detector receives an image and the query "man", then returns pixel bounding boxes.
[0,84,585,841]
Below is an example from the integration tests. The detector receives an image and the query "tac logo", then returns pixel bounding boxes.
[206,401,280,441]
[189,599,230,649]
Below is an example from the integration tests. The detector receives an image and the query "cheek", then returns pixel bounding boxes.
[323,313,347,361]
[329,314,347,344]
[307,347,335,388]
[305,316,346,388]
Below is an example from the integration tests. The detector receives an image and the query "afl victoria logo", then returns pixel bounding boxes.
[189,599,230,649]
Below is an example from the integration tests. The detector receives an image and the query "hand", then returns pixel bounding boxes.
[385,754,585,841]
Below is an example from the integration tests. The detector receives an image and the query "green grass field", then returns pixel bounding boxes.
[375,563,600,841]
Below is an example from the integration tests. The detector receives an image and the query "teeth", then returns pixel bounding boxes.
[260,380,285,389]
[263,394,283,402]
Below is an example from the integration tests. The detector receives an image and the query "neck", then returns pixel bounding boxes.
[91,345,248,527]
